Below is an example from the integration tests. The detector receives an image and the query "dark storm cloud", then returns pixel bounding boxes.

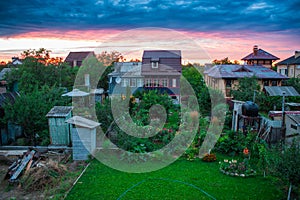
[0,0,300,36]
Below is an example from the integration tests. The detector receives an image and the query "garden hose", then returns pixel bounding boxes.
[117,177,217,200]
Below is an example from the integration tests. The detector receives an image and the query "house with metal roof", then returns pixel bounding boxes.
[242,45,279,69]
[142,50,182,100]
[64,51,95,67]
[204,64,288,98]
[108,50,182,101]
[276,51,300,78]
[108,62,143,97]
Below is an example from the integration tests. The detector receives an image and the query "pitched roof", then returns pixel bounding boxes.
[287,114,300,125]
[64,51,95,62]
[46,106,73,118]
[109,62,142,77]
[264,86,300,96]
[204,65,288,79]
[242,49,279,60]
[276,53,300,65]
[0,68,12,80]
[0,92,20,107]
[143,50,181,59]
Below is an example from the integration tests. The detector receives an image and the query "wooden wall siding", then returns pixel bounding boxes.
[71,127,96,160]
[48,113,72,145]
[285,116,300,145]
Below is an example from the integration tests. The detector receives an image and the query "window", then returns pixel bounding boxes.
[280,69,287,76]
[122,78,129,87]
[137,79,144,87]
[271,80,277,86]
[172,79,177,87]
[145,79,151,87]
[130,79,136,87]
[225,80,232,87]
[263,80,269,86]
[151,62,158,68]
[153,79,159,87]
[291,124,298,130]
[161,79,168,87]
[290,68,294,76]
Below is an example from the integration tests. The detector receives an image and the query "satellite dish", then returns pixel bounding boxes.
[116,77,121,84]
[109,77,112,83]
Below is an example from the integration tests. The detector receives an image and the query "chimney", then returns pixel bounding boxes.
[253,45,258,56]
[295,51,300,59]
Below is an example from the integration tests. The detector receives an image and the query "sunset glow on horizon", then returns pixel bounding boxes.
[0,29,298,65]
[1,0,299,64]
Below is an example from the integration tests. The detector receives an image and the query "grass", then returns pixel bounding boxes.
[65,155,284,200]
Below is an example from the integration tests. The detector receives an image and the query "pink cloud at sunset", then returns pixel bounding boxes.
[0,29,298,65]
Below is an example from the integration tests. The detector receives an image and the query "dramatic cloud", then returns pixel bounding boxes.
[1,0,300,36]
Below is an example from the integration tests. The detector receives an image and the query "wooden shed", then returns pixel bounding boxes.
[46,106,73,146]
[66,116,100,160]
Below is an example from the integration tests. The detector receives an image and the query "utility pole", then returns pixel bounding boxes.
[253,90,256,103]
[281,91,286,145]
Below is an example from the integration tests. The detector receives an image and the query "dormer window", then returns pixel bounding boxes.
[151,61,158,68]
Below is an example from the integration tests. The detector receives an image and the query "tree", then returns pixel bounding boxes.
[5,49,78,93]
[96,50,124,66]
[283,78,300,94]
[21,48,63,65]
[212,57,239,65]
[267,143,300,200]
[230,76,261,101]
[2,86,67,145]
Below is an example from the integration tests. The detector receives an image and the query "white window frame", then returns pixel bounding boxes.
[161,79,168,87]
[130,79,136,87]
[280,68,287,76]
[145,79,151,87]
[122,78,129,87]
[172,79,177,87]
[290,68,294,76]
[137,78,144,87]
[151,61,158,68]
[153,79,159,87]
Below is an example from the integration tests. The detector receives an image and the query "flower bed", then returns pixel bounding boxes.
[219,159,256,177]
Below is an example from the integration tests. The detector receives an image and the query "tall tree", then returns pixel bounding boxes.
[2,86,67,145]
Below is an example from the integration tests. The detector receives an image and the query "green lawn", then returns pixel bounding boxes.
[66,157,284,200]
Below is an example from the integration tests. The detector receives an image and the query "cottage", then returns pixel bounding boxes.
[204,65,288,98]
[64,51,95,67]
[276,51,300,78]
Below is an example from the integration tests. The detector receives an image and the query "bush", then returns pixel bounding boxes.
[202,153,217,162]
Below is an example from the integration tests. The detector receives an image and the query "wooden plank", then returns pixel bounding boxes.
[10,150,35,181]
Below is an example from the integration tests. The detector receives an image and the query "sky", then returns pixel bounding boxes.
[0,0,300,64]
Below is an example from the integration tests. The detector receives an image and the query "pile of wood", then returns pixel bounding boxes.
[5,149,43,182]
[4,148,70,184]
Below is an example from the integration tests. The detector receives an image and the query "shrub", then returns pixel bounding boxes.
[202,153,217,162]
